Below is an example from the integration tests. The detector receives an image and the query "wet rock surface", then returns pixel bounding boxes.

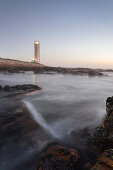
[61,128,97,169]
[0,84,42,92]
[33,128,97,170]
[92,96,113,169]
[36,145,79,170]
[91,149,113,170]
[93,96,113,152]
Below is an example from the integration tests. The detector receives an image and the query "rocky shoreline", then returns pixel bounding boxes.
[0,82,112,169]
[91,97,113,169]
[0,57,44,72]
[34,96,113,170]
[0,57,106,76]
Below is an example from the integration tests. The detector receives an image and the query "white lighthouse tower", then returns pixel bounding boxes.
[34,40,40,62]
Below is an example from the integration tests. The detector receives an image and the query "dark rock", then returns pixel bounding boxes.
[63,128,97,169]
[88,70,103,76]
[91,149,113,170]
[36,145,79,170]
[8,70,20,73]
[93,96,113,151]
[92,96,113,170]
[4,85,10,91]
[13,84,42,91]
[3,84,41,92]
[0,85,2,89]
[98,72,103,76]
[93,125,105,139]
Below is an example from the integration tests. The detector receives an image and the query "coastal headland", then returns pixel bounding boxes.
[0,57,108,75]
[0,57,44,72]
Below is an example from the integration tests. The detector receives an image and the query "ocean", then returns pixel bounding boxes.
[0,71,113,169]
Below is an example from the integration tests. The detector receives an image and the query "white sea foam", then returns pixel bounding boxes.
[23,100,59,138]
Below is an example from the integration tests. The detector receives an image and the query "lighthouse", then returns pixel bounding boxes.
[34,40,40,62]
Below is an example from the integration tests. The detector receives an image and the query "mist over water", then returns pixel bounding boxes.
[0,72,113,138]
[23,100,59,138]
[0,71,113,169]
[22,72,113,137]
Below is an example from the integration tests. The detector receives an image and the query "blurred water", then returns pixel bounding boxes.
[0,71,113,137]
[23,100,59,138]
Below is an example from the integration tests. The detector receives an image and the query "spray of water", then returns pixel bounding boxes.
[23,100,59,138]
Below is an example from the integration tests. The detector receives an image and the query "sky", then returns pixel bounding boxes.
[0,0,113,68]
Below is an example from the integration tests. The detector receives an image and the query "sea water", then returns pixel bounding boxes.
[0,71,113,137]
[0,71,113,169]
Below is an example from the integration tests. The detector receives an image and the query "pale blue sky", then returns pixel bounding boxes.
[0,0,113,68]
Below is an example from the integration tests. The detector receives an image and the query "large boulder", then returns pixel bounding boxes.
[91,149,113,170]
[93,97,113,151]
[36,145,79,170]
[92,97,113,169]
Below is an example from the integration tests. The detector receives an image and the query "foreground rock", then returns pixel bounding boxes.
[92,96,113,169]
[91,149,113,170]
[0,84,41,92]
[36,145,79,170]
[93,96,113,152]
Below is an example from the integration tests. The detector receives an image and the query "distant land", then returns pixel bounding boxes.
[0,57,45,72]
[0,57,113,75]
